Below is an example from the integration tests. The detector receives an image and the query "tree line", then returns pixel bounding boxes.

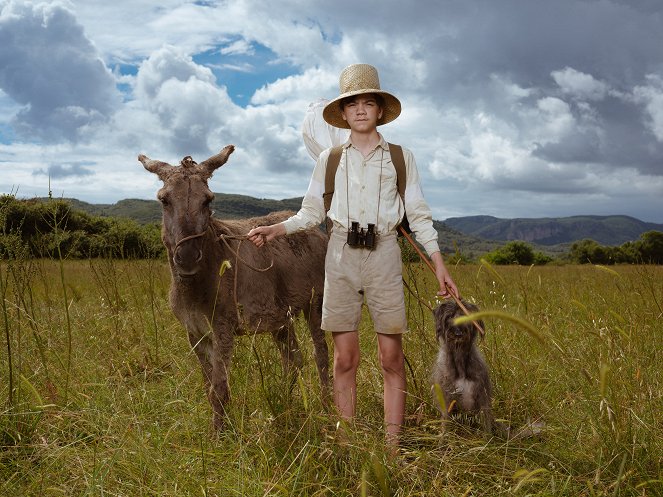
[1,195,661,264]
[565,233,663,264]
[0,195,164,259]
[480,233,663,265]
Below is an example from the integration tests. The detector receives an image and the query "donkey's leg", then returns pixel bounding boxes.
[271,321,304,373]
[304,296,330,398]
[188,331,214,397]
[209,326,234,430]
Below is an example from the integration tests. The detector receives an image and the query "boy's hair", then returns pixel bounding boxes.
[339,93,385,111]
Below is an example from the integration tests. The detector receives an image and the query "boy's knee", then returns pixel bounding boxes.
[334,351,360,374]
[379,347,404,374]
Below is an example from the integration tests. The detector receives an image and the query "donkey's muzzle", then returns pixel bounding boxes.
[173,242,203,275]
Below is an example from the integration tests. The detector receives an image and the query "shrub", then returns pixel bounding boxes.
[484,240,550,265]
[0,195,165,259]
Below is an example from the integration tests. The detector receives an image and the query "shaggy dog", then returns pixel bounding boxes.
[431,299,494,434]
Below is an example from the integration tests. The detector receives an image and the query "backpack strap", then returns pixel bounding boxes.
[388,143,412,234]
[323,142,406,214]
[323,145,343,213]
[388,143,406,201]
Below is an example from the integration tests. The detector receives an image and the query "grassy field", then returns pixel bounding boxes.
[1,254,661,496]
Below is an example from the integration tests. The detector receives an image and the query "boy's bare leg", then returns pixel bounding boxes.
[332,331,360,421]
[377,333,406,447]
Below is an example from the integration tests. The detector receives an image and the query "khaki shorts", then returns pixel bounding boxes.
[321,230,407,334]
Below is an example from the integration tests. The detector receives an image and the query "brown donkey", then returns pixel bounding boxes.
[139,145,329,429]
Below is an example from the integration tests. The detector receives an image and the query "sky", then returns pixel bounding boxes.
[1,0,662,223]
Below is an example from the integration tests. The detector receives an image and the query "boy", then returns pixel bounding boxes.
[248,64,458,445]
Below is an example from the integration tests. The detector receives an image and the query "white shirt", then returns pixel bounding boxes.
[282,134,441,257]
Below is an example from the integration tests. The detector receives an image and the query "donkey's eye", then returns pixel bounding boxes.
[158,196,170,207]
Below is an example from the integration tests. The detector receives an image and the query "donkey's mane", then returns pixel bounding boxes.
[211,217,245,237]
[211,211,296,238]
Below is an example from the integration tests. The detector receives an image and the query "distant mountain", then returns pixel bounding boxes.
[63,198,163,224]
[40,196,659,255]
[429,220,499,256]
[41,195,504,256]
[47,194,304,225]
[443,215,663,246]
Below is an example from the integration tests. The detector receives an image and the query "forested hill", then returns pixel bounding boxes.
[60,194,304,224]
[46,195,501,257]
[443,215,663,246]
[43,196,660,249]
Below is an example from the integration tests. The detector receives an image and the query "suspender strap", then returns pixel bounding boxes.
[323,143,406,214]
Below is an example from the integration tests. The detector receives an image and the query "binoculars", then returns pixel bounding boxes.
[347,222,377,249]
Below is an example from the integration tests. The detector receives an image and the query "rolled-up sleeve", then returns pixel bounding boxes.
[402,148,440,257]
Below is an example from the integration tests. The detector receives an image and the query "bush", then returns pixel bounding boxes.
[484,240,550,265]
[569,239,607,264]
[0,195,165,259]
[636,230,663,264]
[569,232,663,264]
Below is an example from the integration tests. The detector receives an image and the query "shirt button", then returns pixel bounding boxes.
[361,186,365,190]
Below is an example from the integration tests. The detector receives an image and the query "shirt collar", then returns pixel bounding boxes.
[343,133,389,152]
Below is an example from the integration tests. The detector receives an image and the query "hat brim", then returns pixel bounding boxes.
[322,89,401,129]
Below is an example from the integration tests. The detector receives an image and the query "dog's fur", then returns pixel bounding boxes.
[431,300,494,433]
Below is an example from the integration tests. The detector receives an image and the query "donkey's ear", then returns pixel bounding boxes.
[138,155,174,181]
[198,145,235,178]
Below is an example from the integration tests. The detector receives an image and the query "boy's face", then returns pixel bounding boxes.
[341,94,383,132]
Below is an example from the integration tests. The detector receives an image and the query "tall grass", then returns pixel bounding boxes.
[1,256,661,496]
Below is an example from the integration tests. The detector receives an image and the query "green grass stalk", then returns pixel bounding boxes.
[1,262,13,408]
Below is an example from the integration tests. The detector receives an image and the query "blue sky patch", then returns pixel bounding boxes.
[114,63,138,76]
[0,124,15,145]
[112,63,138,102]
[194,40,299,107]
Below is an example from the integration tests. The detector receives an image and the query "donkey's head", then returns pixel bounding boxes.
[138,145,235,276]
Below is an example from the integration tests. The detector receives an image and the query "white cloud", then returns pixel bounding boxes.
[68,0,222,61]
[135,46,217,100]
[489,74,534,102]
[0,0,121,141]
[551,67,609,101]
[251,67,337,105]
[1,0,663,223]
[220,39,254,56]
[633,74,663,142]
[534,97,575,140]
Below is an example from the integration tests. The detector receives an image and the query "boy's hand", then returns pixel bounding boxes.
[247,223,286,247]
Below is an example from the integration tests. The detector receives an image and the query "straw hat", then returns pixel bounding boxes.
[323,64,401,129]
